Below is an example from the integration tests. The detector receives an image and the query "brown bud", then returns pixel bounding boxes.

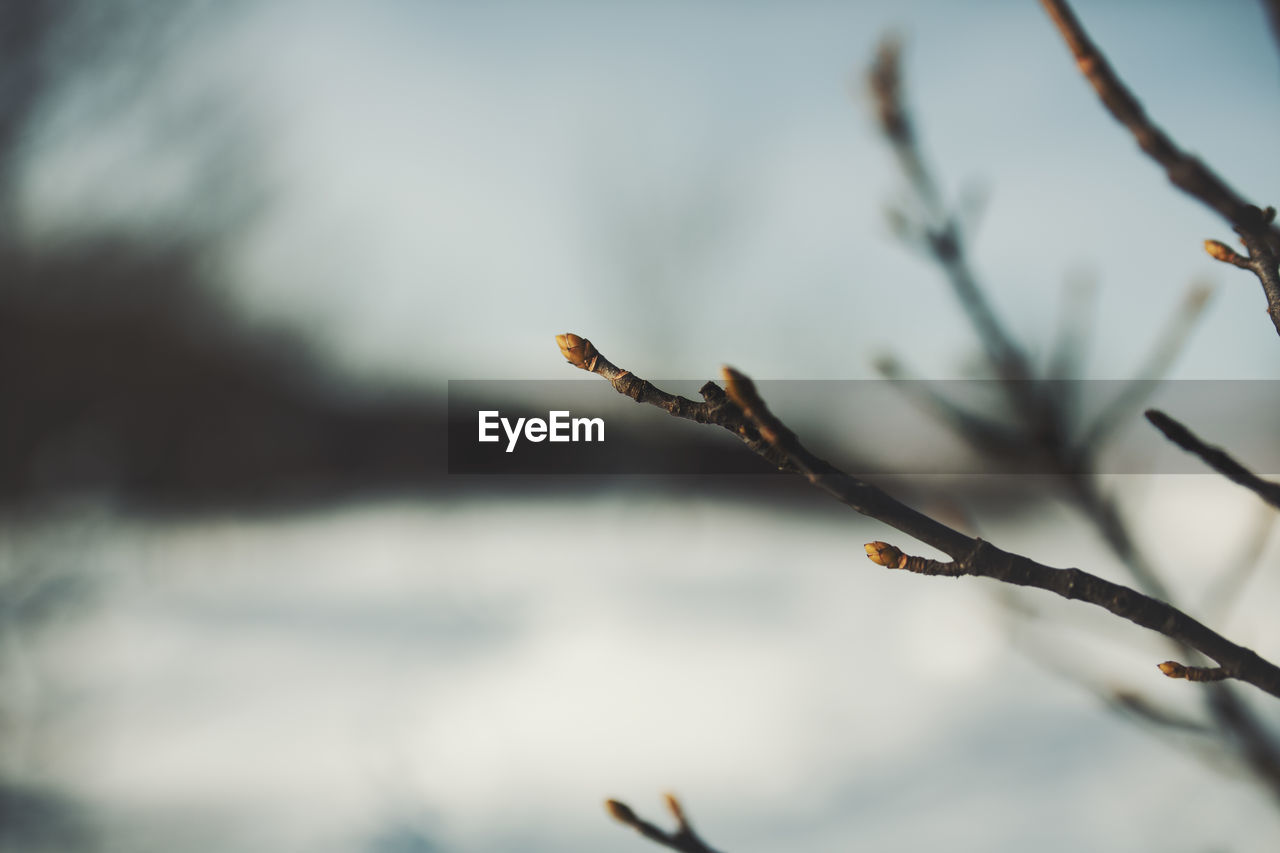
[720,366,754,411]
[1203,239,1247,267]
[864,541,907,569]
[556,333,598,371]
[605,799,638,825]
[1157,660,1187,679]
[663,793,686,824]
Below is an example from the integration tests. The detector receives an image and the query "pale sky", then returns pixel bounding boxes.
[21,0,1280,385]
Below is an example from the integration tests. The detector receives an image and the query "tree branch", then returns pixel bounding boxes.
[1262,0,1280,71]
[558,334,1280,700]
[1145,408,1280,510]
[605,794,724,853]
[1158,660,1228,683]
[868,37,1037,386]
[555,334,796,473]
[1039,0,1280,338]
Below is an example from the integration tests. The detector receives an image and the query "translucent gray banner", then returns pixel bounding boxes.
[447,380,1280,476]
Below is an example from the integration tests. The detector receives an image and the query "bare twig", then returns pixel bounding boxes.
[1264,0,1280,75]
[605,794,724,853]
[1079,283,1212,450]
[1039,0,1280,338]
[557,335,1280,700]
[873,356,1027,462]
[555,333,795,473]
[1047,272,1096,382]
[1159,661,1228,682]
[1145,409,1280,510]
[1205,239,1252,270]
[864,540,964,576]
[1108,690,1215,735]
[1202,509,1276,626]
[868,38,1036,388]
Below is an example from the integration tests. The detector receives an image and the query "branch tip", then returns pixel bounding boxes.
[719,366,752,407]
[865,540,907,569]
[1204,239,1250,269]
[556,332,599,371]
[1158,660,1228,682]
[605,798,638,826]
[663,792,686,824]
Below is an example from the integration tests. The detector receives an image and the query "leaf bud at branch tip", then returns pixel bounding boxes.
[864,541,907,569]
[720,366,751,407]
[605,799,638,825]
[1203,239,1247,268]
[663,792,686,823]
[1156,660,1226,682]
[556,333,599,372]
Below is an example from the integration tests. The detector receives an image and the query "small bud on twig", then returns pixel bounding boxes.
[663,793,686,824]
[1158,660,1227,682]
[1204,239,1250,269]
[605,799,639,826]
[864,541,908,568]
[721,366,785,447]
[864,541,963,575]
[556,333,600,371]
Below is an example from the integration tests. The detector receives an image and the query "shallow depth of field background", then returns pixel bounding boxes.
[5,2,1280,851]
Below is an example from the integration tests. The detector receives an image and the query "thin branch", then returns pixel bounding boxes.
[1041,272,1096,430]
[1159,661,1228,683]
[1039,0,1280,338]
[555,334,795,473]
[1003,609,1214,736]
[1047,271,1096,382]
[1263,0,1280,71]
[1079,282,1212,451]
[873,355,1027,461]
[1205,239,1252,271]
[1202,509,1276,626]
[558,334,1280,700]
[605,795,724,853]
[868,37,1036,387]
[1145,408,1280,510]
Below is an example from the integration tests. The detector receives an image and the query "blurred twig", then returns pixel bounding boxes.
[1079,283,1213,450]
[1202,509,1276,627]
[1266,0,1280,66]
[1146,409,1280,510]
[605,794,724,853]
[1046,272,1096,383]
[869,38,1038,391]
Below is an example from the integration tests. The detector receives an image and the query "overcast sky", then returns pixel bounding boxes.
[20,0,1280,385]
